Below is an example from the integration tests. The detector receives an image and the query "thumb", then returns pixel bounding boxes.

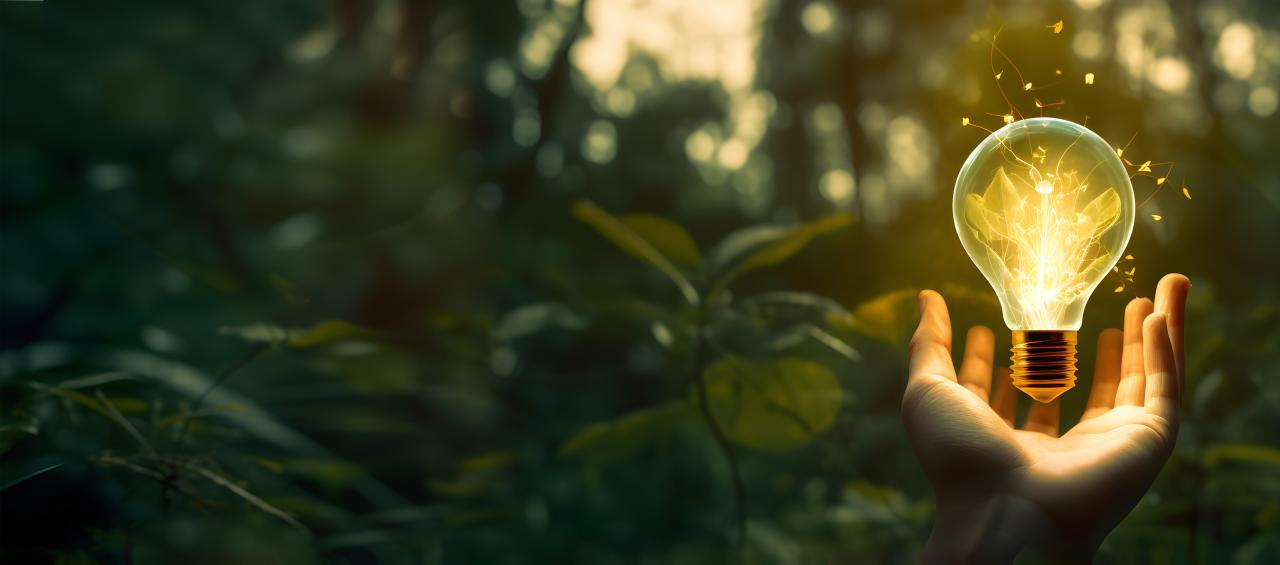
[908,290,957,385]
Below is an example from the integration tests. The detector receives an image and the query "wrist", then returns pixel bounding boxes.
[922,492,1092,564]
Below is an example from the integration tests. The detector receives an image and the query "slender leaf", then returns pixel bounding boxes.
[711,213,854,296]
[617,214,703,271]
[493,303,586,342]
[289,320,373,348]
[0,462,62,493]
[189,463,310,533]
[1203,443,1280,468]
[573,200,700,305]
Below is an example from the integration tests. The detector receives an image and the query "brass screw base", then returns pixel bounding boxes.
[1011,330,1078,403]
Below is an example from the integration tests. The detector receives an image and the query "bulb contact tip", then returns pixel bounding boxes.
[1010,330,1077,403]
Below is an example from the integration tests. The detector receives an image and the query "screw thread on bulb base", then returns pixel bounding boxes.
[1010,331,1077,403]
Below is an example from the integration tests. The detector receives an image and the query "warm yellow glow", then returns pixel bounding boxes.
[955,118,1135,331]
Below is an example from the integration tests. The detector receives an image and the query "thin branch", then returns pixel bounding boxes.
[95,390,157,456]
[189,464,310,534]
[690,302,748,545]
[176,343,269,446]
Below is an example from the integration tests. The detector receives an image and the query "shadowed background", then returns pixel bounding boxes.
[2,0,1278,562]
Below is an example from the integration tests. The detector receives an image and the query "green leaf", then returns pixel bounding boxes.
[617,214,702,272]
[333,351,419,393]
[459,451,516,473]
[0,462,62,493]
[707,224,792,273]
[710,213,854,297]
[0,416,39,454]
[289,320,373,348]
[57,372,135,389]
[1203,443,1280,468]
[559,402,693,460]
[493,302,586,342]
[699,357,844,451]
[844,288,920,344]
[573,200,700,305]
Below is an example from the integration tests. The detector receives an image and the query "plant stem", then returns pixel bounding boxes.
[690,301,748,545]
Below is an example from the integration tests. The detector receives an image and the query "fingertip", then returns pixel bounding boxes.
[1127,296,1155,313]
[967,325,994,344]
[1155,273,1191,314]
[1098,327,1123,344]
[1143,312,1170,340]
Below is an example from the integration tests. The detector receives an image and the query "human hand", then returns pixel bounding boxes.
[903,274,1190,563]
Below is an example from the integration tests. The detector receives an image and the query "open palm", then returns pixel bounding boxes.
[903,274,1189,561]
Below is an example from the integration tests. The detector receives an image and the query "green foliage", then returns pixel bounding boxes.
[709,213,855,298]
[573,200,701,305]
[701,358,844,451]
[559,402,693,460]
[2,0,1277,562]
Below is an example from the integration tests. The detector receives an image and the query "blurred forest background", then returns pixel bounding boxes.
[3,0,1280,563]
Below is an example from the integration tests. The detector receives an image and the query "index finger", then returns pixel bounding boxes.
[1154,273,1190,386]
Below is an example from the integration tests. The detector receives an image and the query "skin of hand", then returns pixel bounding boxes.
[903,274,1190,564]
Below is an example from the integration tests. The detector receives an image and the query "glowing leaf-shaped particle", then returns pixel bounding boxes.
[1151,214,1163,221]
[1085,72,1095,85]
[962,117,970,126]
[1182,187,1192,200]
[1049,20,1064,34]
[1138,160,1152,172]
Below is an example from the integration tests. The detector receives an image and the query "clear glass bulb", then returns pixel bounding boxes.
[953,117,1135,402]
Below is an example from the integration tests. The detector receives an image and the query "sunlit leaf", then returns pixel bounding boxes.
[459,451,516,473]
[1048,20,1064,34]
[848,289,919,343]
[1151,214,1163,221]
[1086,72,1095,85]
[700,358,843,451]
[559,402,693,460]
[707,224,793,272]
[289,320,373,348]
[1182,186,1192,200]
[710,213,854,297]
[1203,444,1280,468]
[618,214,702,272]
[573,200,700,305]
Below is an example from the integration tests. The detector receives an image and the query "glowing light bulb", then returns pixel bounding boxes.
[953,118,1135,402]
